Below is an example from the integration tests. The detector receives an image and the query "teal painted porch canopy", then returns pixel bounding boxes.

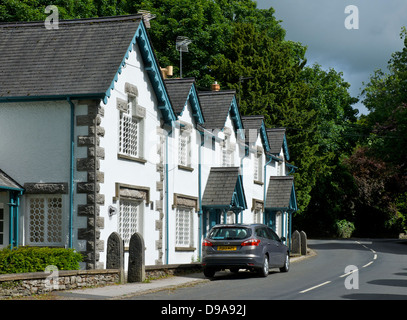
[0,169,24,249]
[202,167,247,212]
[265,176,297,213]
[0,169,23,192]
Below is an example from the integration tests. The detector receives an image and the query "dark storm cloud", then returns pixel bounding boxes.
[258,0,407,114]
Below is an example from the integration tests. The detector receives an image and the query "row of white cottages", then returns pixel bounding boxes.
[0,15,297,269]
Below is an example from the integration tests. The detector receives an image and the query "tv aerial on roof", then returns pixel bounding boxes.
[176,36,192,52]
[176,36,192,78]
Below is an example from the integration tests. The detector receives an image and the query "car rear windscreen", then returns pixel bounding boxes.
[208,227,251,240]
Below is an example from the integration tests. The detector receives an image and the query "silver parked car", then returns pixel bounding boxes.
[202,224,290,278]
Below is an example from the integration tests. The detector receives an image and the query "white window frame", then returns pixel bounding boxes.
[26,195,64,246]
[118,199,143,247]
[221,211,236,224]
[178,129,191,167]
[175,207,193,248]
[253,208,263,224]
[118,94,145,159]
[254,151,263,182]
[221,134,235,167]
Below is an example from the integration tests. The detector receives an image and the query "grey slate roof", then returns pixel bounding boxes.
[164,78,195,115]
[266,128,286,155]
[202,167,240,207]
[0,15,142,99]
[0,169,23,190]
[265,176,294,209]
[241,115,265,144]
[198,90,235,130]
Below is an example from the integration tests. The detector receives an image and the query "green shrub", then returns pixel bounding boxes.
[335,219,356,238]
[0,246,83,274]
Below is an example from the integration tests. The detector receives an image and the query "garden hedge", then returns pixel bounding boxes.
[0,246,83,274]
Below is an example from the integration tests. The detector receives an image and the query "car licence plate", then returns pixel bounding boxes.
[217,246,237,251]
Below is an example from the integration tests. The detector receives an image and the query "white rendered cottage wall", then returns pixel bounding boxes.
[241,132,267,225]
[0,101,88,249]
[167,101,200,264]
[99,42,162,267]
[0,101,70,183]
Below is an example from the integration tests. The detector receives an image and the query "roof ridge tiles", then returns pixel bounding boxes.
[164,77,196,83]
[0,14,143,28]
[269,175,294,180]
[198,89,236,95]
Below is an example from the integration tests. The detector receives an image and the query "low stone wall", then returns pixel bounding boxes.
[0,269,119,299]
[145,263,202,279]
[0,263,202,299]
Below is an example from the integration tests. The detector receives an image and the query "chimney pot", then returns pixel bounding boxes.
[211,81,220,91]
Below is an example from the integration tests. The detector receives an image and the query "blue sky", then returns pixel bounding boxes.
[258,0,407,115]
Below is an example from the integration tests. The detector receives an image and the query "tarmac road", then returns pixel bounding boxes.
[129,239,407,300]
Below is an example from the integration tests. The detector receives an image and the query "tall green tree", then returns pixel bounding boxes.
[290,64,359,234]
[347,27,407,236]
[1,0,363,230]
[0,0,98,21]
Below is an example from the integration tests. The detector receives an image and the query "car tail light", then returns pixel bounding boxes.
[202,240,213,247]
[241,239,261,246]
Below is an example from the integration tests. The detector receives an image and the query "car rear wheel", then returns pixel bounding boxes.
[280,253,290,272]
[203,268,216,278]
[258,255,269,277]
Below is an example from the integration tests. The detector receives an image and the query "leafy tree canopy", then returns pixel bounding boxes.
[1,0,369,233]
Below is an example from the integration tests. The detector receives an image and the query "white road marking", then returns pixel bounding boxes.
[299,281,332,294]
[299,241,379,295]
[340,268,359,278]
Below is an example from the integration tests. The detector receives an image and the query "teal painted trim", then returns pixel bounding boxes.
[260,122,271,152]
[268,153,282,162]
[283,134,290,161]
[235,174,247,210]
[286,163,297,175]
[268,211,277,231]
[15,195,18,247]
[290,182,298,212]
[103,20,176,124]
[0,93,104,103]
[14,191,22,248]
[229,96,245,140]
[4,190,23,249]
[239,144,250,222]
[198,132,204,260]
[265,207,290,212]
[9,194,14,249]
[263,155,273,223]
[0,186,24,192]
[187,84,205,125]
[67,98,75,249]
